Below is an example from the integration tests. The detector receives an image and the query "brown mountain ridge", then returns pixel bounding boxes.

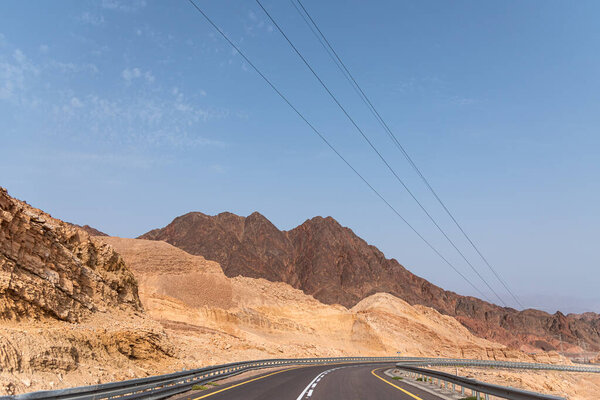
[140,211,600,354]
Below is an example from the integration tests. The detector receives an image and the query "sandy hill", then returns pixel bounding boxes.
[139,211,600,354]
[101,236,539,362]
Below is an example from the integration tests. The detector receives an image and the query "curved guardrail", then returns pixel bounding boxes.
[394,364,566,400]
[4,356,592,400]
[396,356,600,373]
[1,357,400,400]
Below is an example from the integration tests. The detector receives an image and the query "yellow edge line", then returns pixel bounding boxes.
[192,366,303,399]
[371,368,423,400]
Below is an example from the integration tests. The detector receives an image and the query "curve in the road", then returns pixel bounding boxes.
[174,363,445,400]
[192,366,305,399]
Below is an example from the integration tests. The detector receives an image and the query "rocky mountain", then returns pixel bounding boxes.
[140,211,600,353]
[0,188,139,321]
[0,188,177,395]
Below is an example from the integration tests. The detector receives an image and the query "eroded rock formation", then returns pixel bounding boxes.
[0,188,176,395]
[0,187,140,321]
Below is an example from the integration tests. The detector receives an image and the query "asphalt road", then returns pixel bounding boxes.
[172,362,445,400]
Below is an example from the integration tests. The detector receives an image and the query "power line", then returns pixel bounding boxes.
[184,0,492,302]
[255,0,508,306]
[292,0,523,309]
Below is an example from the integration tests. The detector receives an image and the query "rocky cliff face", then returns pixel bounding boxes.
[0,188,140,322]
[140,211,600,353]
[0,188,177,395]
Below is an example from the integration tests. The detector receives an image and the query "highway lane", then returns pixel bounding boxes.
[172,362,445,400]
[297,365,445,400]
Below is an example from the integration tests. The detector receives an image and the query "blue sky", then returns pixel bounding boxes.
[1,0,599,313]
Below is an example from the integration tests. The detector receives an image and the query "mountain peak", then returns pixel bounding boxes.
[302,215,340,226]
[246,210,270,222]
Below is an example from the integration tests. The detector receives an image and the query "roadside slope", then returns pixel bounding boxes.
[0,188,180,395]
[102,236,541,364]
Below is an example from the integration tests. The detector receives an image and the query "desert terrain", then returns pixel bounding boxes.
[0,187,594,398]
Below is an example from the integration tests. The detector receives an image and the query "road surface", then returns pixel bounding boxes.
[171,362,445,400]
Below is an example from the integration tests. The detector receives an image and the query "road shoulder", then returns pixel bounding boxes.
[383,368,462,400]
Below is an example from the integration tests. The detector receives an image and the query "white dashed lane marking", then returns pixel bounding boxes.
[296,365,366,400]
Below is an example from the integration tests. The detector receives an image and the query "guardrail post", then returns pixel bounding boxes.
[461,386,464,395]
[485,394,489,400]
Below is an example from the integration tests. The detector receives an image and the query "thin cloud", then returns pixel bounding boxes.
[122,67,155,84]
[50,91,229,148]
[49,60,99,74]
[102,0,147,12]
[0,38,232,149]
[134,25,175,49]
[244,9,273,37]
[0,48,40,103]
[70,97,83,108]
[77,12,105,26]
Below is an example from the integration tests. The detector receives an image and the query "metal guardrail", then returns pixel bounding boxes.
[394,364,566,400]
[4,356,590,400]
[396,356,600,373]
[1,357,400,400]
